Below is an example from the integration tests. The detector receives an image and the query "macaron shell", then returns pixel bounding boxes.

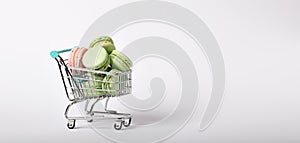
[68,48,79,67]
[82,81,105,97]
[89,36,114,48]
[109,50,133,72]
[72,48,80,67]
[82,73,106,97]
[102,69,121,96]
[95,41,115,54]
[75,48,88,68]
[97,36,114,44]
[82,46,109,71]
[68,47,87,67]
[85,72,105,80]
[100,57,110,71]
[74,48,88,74]
[110,56,129,72]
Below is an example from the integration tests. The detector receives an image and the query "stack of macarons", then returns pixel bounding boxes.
[102,69,122,96]
[68,36,132,97]
[82,73,105,96]
[83,36,133,72]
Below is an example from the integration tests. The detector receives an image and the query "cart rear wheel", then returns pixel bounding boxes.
[123,118,132,127]
[114,121,123,130]
[67,120,76,129]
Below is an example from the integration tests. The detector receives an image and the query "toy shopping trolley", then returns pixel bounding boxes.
[50,48,132,130]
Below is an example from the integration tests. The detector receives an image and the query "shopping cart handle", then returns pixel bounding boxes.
[50,46,78,59]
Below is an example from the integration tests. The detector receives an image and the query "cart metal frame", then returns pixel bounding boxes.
[50,48,132,130]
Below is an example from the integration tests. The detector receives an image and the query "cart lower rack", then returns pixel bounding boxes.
[50,48,132,130]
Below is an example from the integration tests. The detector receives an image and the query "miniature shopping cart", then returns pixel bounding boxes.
[50,48,132,130]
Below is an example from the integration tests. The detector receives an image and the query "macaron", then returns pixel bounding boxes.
[82,73,105,97]
[102,69,122,96]
[89,36,116,54]
[109,50,133,72]
[82,46,110,71]
[68,47,88,74]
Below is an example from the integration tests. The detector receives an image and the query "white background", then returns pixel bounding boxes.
[0,0,299,142]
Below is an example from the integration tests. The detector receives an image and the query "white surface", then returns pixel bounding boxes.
[0,0,299,142]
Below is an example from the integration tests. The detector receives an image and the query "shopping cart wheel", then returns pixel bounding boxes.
[87,119,93,122]
[67,120,76,129]
[123,118,132,127]
[114,120,123,130]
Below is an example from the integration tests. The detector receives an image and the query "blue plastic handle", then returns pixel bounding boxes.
[50,46,78,59]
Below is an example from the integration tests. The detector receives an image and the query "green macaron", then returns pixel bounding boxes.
[109,50,133,72]
[102,69,122,96]
[82,73,105,97]
[82,46,110,71]
[89,36,116,54]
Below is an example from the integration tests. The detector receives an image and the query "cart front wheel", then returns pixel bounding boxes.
[67,120,76,129]
[123,118,132,127]
[114,121,123,130]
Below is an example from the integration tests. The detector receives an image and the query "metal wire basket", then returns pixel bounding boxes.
[50,48,132,130]
[67,66,132,99]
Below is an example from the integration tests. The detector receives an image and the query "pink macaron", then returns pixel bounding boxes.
[68,47,88,74]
